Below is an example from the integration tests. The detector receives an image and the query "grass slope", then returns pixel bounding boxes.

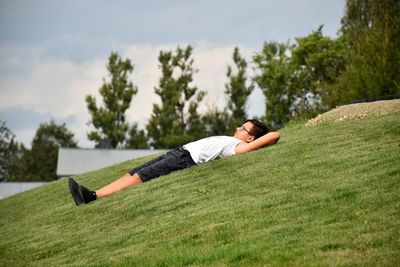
[1,113,399,266]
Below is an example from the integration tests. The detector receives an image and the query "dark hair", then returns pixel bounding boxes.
[245,119,269,139]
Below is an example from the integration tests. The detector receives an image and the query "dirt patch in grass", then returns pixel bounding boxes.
[306,99,400,126]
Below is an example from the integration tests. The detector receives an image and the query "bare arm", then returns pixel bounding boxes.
[235,131,280,155]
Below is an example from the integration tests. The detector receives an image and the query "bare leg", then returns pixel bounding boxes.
[96,173,143,199]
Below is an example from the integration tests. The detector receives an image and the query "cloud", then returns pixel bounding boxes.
[0,44,106,147]
[0,42,264,148]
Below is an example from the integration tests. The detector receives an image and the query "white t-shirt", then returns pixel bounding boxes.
[183,136,243,164]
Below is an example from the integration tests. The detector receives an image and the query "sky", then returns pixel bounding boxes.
[0,0,346,148]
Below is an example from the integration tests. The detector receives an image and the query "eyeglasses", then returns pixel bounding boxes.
[237,125,252,135]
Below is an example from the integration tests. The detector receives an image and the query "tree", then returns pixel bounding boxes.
[10,120,78,181]
[290,27,347,111]
[225,47,254,131]
[126,123,149,149]
[253,27,347,129]
[146,46,205,148]
[201,108,231,136]
[0,121,23,182]
[337,0,400,101]
[86,52,138,148]
[253,41,293,129]
[0,120,13,181]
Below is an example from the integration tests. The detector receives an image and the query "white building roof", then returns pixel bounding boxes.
[57,148,166,177]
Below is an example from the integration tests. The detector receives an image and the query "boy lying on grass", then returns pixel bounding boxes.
[68,119,280,206]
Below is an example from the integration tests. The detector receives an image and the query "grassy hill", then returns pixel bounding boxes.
[1,111,399,266]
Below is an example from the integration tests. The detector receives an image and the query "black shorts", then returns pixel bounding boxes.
[128,148,196,182]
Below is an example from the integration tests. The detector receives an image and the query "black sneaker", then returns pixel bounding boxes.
[68,177,84,206]
[80,185,97,204]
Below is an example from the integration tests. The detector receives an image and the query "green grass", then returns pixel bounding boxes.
[1,113,399,266]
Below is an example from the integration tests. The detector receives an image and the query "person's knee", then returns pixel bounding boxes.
[128,172,144,184]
